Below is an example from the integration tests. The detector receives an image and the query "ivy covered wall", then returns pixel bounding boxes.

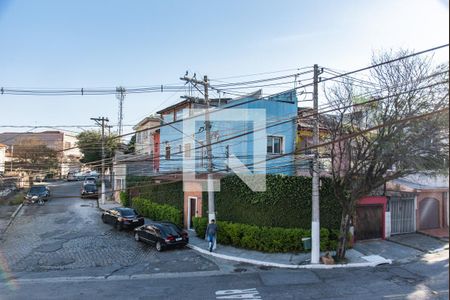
[128,174,342,230]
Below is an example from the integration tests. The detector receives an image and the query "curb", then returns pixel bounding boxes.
[187,244,392,269]
[386,238,427,253]
[387,236,449,253]
[1,203,23,236]
[417,231,449,243]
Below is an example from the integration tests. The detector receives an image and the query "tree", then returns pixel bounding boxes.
[76,130,119,165]
[13,138,59,172]
[124,134,136,154]
[323,50,449,260]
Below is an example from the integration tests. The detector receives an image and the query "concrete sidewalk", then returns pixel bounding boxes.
[186,232,392,269]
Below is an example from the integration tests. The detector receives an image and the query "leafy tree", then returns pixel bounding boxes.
[13,138,59,172]
[124,134,136,154]
[76,130,119,164]
[323,50,449,260]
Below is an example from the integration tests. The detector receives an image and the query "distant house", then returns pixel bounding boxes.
[0,131,81,177]
[112,151,156,203]
[157,89,298,228]
[385,174,449,238]
[133,116,161,157]
[295,107,331,176]
[112,116,161,201]
[0,143,6,174]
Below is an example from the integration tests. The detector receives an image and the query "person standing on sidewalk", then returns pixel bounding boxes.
[206,219,218,252]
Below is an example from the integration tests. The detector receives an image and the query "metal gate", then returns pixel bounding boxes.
[390,196,415,234]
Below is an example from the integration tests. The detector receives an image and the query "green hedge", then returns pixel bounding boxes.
[193,217,337,253]
[119,191,130,207]
[127,176,184,211]
[129,175,342,231]
[132,197,183,227]
[212,175,342,229]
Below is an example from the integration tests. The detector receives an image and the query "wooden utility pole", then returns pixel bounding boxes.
[180,74,216,222]
[91,117,109,208]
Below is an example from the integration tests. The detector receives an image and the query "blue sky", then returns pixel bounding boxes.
[0,0,448,137]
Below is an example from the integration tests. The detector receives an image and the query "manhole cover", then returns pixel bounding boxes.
[80,204,91,207]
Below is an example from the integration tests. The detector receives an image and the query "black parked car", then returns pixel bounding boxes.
[24,184,50,201]
[81,183,98,199]
[134,221,189,252]
[101,207,144,230]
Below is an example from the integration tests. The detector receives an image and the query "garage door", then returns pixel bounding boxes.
[419,198,439,230]
[355,205,383,240]
[390,197,415,234]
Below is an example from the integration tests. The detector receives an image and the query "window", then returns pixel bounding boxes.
[299,137,313,155]
[197,141,208,168]
[65,142,71,149]
[175,109,184,121]
[165,144,171,160]
[164,113,174,122]
[137,132,142,144]
[267,136,283,154]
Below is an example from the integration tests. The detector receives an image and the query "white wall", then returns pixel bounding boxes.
[0,147,5,173]
[385,211,391,238]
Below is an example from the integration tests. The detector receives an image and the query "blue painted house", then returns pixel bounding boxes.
[156,89,298,228]
[157,89,298,176]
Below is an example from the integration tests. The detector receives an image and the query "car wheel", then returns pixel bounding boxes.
[156,241,163,252]
[116,221,123,231]
[134,233,140,242]
[101,215,107,223]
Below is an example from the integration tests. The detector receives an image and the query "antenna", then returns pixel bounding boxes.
[116,86,126,138]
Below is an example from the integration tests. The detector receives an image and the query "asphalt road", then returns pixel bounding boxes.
[0,181,448,299]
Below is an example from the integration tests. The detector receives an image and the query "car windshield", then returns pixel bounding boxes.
[84,184,97,192]
[120,209,137,217]
[29,186,46,193]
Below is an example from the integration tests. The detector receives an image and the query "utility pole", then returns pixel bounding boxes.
[91,117,109,208]
[180,74,216,222]
[311,64,322,264]
[116,87,126,138]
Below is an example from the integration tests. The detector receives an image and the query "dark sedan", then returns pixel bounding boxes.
[24,185,50,201]
[134,221,189,252]
[81,183,98,199]
[101,207,144,230]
